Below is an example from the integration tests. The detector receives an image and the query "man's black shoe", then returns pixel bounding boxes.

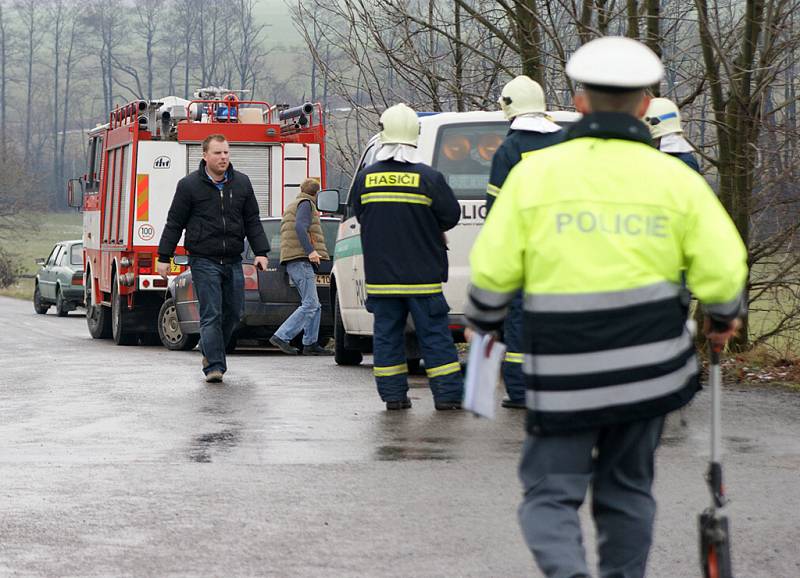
[386,398,412,410]
[434,400,462,411]
[501,398,526,409]
[302,343,333,356]
[269,335,299,355]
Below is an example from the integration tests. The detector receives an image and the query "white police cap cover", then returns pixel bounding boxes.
[566,36,664,89]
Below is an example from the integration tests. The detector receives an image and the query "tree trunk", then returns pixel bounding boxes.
[453,2,464,111]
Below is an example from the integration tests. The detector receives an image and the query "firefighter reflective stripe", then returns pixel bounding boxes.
[704,291,745,319]
[426,361,461,378]
[505,352,524,364]
[486,183,501,197]
[374,363,409,377]
[361,192,432,206]
[523,332,692,376]
[366,283,442,295]
[523,281,681,313]
[525,356,697,412]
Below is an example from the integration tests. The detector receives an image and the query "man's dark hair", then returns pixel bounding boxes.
[202,134,227,152]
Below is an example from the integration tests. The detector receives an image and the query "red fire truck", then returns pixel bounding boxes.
[67,87,326,345]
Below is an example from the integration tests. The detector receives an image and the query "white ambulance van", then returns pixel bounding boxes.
[321,110,580,366]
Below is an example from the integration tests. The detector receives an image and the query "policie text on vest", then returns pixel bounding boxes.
[556,211,668,238]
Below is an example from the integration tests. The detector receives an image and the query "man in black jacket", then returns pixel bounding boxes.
[157,134,269,383]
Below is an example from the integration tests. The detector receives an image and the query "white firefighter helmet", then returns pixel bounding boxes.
[566,36,663,89]
[498,75,546,120]
[643,97,683,139]
[379,103,420,146]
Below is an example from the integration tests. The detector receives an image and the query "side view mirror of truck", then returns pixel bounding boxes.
[317,189,342,214]
[67,178,84,209]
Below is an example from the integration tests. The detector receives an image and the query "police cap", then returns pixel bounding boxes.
[566,36,664,91]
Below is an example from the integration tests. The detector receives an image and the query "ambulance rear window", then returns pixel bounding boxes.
[432,122,508,200]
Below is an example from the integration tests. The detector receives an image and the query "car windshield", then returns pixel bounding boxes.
[70,243,83,266]
[247,219,339,260]
[431,120,574,200]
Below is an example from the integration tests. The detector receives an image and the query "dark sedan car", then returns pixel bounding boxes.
[157,217,338,352]
[33,239,84,317]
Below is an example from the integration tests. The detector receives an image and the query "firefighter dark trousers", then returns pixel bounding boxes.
[518,416,665,578]
[502,292,525,403]
[367,294,463,403]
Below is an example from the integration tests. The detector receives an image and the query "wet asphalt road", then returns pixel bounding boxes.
[1,296,799,578]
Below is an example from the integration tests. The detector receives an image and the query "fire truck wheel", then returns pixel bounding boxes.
[158,297,200,351]
[85,275,112,339]
[55,287,69,317]
[334,295,362,366]
[33,283,50,315]
[111,281,138,346]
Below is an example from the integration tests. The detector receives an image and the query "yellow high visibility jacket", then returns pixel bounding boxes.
[466,112,748,435]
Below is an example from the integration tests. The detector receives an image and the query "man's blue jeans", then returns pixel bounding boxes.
[190,257,244,375]
[274,260,321,346]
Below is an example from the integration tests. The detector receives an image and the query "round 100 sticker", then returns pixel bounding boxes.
[138,224,155,241]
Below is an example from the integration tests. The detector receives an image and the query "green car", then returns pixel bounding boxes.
[33,239,84,317]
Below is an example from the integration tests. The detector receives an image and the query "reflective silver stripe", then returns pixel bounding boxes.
[469,284,516,308]
[486,184,500,197]
[525,356,698,412]
[704,292,745,318]
[523,331,693,376]
[465,300,507,324]
[524,282,681,313]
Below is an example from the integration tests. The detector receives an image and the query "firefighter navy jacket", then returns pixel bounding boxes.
[350,159,461,297]
[486,129,564,213]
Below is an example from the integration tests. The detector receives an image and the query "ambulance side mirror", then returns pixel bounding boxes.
[317,189,343,214]
[67,178,84,209]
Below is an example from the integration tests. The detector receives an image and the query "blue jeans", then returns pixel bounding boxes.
[190,257,244,375]
[367,294,463,403]
[274,260,321,346]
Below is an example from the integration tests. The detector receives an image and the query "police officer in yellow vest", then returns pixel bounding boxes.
[350,103,463,410]
[466,37,747,578]
[270,178,333,356]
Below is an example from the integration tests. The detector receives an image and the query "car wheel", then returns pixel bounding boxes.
[407,358,425,376]
[85,275,112,339]
[158,297,200,351]
[55,287,69,317]
[334,294,362,366]
[111,280,138,345]
[33,283,50,315]
[225,334,238,354]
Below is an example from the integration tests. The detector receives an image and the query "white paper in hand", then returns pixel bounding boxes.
[463,333,506,419]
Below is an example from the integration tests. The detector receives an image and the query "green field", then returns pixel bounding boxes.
[0,212,83,300]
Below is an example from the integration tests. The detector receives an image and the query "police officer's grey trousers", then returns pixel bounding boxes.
[518,416,665,578]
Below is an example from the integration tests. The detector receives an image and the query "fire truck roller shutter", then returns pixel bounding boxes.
[187,144,272,216]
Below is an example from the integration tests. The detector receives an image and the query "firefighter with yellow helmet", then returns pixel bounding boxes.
[350,103,463,411]
[466,37,747,578]
[644,97,701,171]
[486,75,564,409]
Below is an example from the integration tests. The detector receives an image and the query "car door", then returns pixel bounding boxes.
[39,244,61,300]
[332,139,378,334]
